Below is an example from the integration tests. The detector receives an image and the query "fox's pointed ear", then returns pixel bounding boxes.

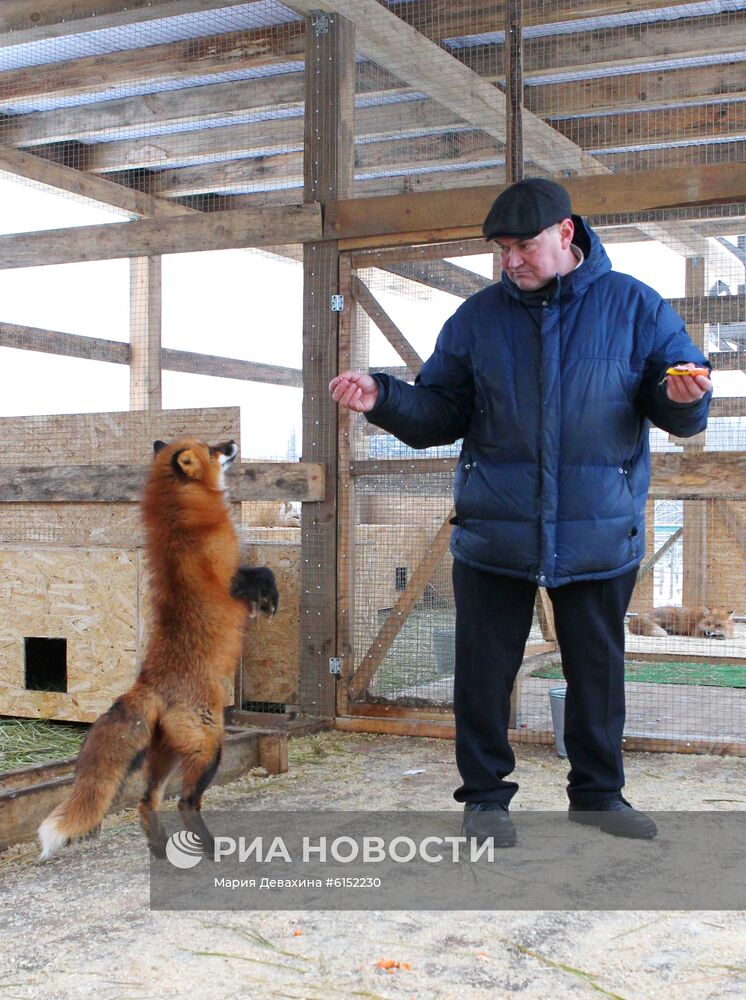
[153,440,167,455]
[174,448,198,479]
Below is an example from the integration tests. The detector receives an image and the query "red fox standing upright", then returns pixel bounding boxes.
[38,438,278,860]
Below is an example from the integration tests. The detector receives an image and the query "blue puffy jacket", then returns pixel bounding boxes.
[365,217,711,587]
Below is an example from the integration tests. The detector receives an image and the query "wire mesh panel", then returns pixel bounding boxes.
[0,1,314,723]
[342,203,746,751]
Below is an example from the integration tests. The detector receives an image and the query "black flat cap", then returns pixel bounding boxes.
[483,177,573,241]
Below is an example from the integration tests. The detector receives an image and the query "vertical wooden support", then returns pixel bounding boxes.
[534,588,556,641]
[301,11,355,715]
[336,254,354,716]
[504,0,524,185]
[129,256,162,411]
[682,255,707,606]
[505,0,524,727]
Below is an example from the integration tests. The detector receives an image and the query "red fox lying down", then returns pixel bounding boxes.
[629,605,734,640]
[38,438,278,861]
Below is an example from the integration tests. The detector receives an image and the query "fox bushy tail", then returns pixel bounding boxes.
[38,684,160,860]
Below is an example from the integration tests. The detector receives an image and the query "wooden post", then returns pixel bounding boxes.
[129,256,162,411]
[504,0,524,185]
[493,3,523,297]
[504,0,525,726]
[682,255,707,607]
[301,11,354,715]
[336,253,354,717]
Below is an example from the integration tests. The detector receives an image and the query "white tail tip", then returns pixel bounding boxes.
[38,814,68,861]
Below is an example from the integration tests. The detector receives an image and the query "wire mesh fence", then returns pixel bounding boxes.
[342,200,746,749]
[0,1,743,748]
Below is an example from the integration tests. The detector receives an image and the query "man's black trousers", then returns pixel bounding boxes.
[452,560,638,807]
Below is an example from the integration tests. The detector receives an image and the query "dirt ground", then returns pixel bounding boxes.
[1,730,745,1000]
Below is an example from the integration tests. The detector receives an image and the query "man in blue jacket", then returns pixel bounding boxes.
[330,178,712,846]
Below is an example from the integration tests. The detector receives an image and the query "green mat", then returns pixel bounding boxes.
[531,660,746,689]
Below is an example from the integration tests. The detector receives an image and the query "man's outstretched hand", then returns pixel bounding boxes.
[329,371,380,413]
[664,362,712,404]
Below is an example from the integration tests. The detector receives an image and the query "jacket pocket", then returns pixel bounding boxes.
[455,455,475,521]
[621,461,635,512]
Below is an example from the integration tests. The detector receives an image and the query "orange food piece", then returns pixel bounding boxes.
[666,366,709,377]
[292,930,303,937]
[375,959,410,972]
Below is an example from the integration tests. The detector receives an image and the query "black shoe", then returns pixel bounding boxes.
[461,802,516,848]
[568,798,657,840]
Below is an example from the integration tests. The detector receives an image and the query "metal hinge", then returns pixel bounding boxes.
[329,657,342,675]
[330,294,344,312]
[313,13,331,35]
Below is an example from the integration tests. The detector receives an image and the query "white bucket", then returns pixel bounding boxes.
[548,686,568,758]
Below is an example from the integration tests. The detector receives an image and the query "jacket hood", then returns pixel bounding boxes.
[501,215,611,303]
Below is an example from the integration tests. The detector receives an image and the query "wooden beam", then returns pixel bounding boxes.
[80,98,467,175]
[0,321,129,364]
[8,72,741,160]
[0,144,186,219]
[0,462,325,503]
[337,713,746,755]
[134,131,503,198]
[0,203,322,269]
[709,349,746,372]
[350,239,491,267]
[76,105,746,182]
[636,526,683,581]
[0,320,304,386]
[461,13,746,84]
[335,714,456,738]
[300,10,355,715]
[0,23,306,107]
[526,64,746,119]
[596,143,746,175]
[352,275,424,370]
[597,220,746,244]
[383,261,492,299]
[711,398,746,418]
[348,453,746,500]
[0,1,267,44]
[669,295,746,328]
[328,163,746,245]
[130,256,162,411]
[650,453,746,500]
[5,77,306,147]
[347,508,456,701]
[0,165,739,264]
[283,0,604,177]
[0,406,242,464]
[388,0,711,41]
[161,348,303,387]
[552,100,746,154]
[0,728,287,850]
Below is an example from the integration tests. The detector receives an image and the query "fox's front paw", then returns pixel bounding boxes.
[231,566,278,618]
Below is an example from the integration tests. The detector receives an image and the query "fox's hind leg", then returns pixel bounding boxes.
[177,741,223,858]
[139,735,178,858]
[160,710,223,857]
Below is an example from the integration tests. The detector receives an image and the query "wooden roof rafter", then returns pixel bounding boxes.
[0,1,274,45]
[0,1,740,269]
